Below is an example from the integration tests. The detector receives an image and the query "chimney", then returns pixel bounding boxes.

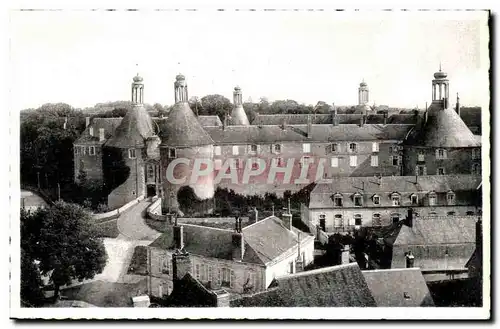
[253,207,258,223]
[172,250,191,282]
[383,112,388,125]
[232,218,245,261]
[306,115,312,138]
[341,244,350,264]
[406,208,414,228]
[213,290,230,307]
[281,117,287,131]
[99,128,105,142]
[282,212,292,231]
[173,223,184,250]
[359,115,364,127]
[222,115,228,131]
[456,93,461,116]
[85,117,90,127]
[405,251,415,268]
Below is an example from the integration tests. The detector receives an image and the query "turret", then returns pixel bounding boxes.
[230,86,250,125]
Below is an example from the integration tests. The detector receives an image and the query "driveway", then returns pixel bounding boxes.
[116,200,162,241]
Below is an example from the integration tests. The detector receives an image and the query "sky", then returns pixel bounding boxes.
[9,10,489,111]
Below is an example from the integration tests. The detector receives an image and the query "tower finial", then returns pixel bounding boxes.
[439,62,442,72]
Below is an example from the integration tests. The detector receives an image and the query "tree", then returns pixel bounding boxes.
[199,94,232,120]
[21,249,45,307]
[22,202,108,299]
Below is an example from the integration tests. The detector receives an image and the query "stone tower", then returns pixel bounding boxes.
[230,86,250,125]
[160,74,215,215]
[105,74,157,209]
[358,80,369,106]
[403,66,481,176]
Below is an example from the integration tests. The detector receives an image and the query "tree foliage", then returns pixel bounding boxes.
[21,202,107,298]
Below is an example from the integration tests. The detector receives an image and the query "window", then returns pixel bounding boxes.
[250,158,260,170]
[350,155,357,167]
[273,144,282,154]
[354,214,362,226]
[428,192,437,206]
[418,150,425,162]
[245,271,258,291]
[319,214,326,231]
[404,292,411,300]
[333,194,343,207]
[167,148,176,159]
[447,191,456,205]
[391,213,400,223]
[147,165,155,180]
[128,148,136,159]
[334,214,343,228]
[373,195,380,206]
[161,257,170,275]
[195,264,200,280]
[331,157,339,168]
[410,194,418,205]
[392,156,401,166]
[220,268,234,288]
[389,146,393,153]
[466,211,475,216]
[372,142,379,152]
[88,146,96,156]
[214,146,221,156]
[472,148,481,160]
[349,143,357,153]
[272,157,284,166]
[302,143,311,153]
[288,261,294,274]
[200,264,207,282]
[437,167,445,175]
[249,144,258,154]
[472,163,480,175]
[417,165,426,176]
[447,211,456,216]
[329,143,339,153]
[232,145,239,155]
[214,159,222,170]
[436,148,447,159]
[391,193,401,206]
[372,213,382,226]
[354,194,363,207]
[371,155,378,167]
[207,265,213,283]
[89,127,94,137]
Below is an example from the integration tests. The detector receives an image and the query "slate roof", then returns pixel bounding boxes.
[242,216,313,265]
[149,224,262,264]
[74,118,123,144]
[105,105,155,148]
[394,216,476,246]
[309,175,482,208]
[204,124,413,145]
[362,268,435,306]
[252,113,419,125]
[230,105,250,125]
[159,102,214,147]
[406,105,480,148]
[231,263,376,307]
[197,115,223,127]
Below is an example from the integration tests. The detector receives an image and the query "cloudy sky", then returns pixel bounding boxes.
[9,10,489,111]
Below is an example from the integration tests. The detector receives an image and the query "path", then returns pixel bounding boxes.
[116,199,162,241]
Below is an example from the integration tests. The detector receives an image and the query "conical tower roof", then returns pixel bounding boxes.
[406,105,479,148]
[231,105,250,125]
[160,102,214,147]
[106,104,154,148]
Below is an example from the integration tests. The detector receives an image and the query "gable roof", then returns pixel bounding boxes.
[394,217,476,246]
[149,224,263,265]
[105,105,155,148]
[159,102,214,147]
[74,118,123,144]
[231,263,376,307]
[242,216,312,265]
[362,268,435,306]
[406,106,480,148]
[309,175,482,208]
[204,124,413,145]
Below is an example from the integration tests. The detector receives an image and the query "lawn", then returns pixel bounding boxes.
[94,219,120,238]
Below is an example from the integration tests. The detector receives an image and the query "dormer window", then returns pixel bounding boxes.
[273,144,281,154]
[410,194,418,205]
[428,192,437,206]
[214,146,221,156]
[249,144,258,154]
[372,142,379,153]
[349,143,357,153]
[303,143,311,153]
[89,127,94,137]
[168,148,177,159]
[329,143,339,153]
[353,193,363,207]
[332,194,343,207]
[447,191,456,205]
[417,150,425,162]
[128,148,136,159]
[88,146,96,156]
[437,167,445,175]
[391,193,401,206]
[436,148,447,159]
[372,195,381,206]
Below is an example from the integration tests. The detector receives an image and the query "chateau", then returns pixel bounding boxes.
[73,67,482,214]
